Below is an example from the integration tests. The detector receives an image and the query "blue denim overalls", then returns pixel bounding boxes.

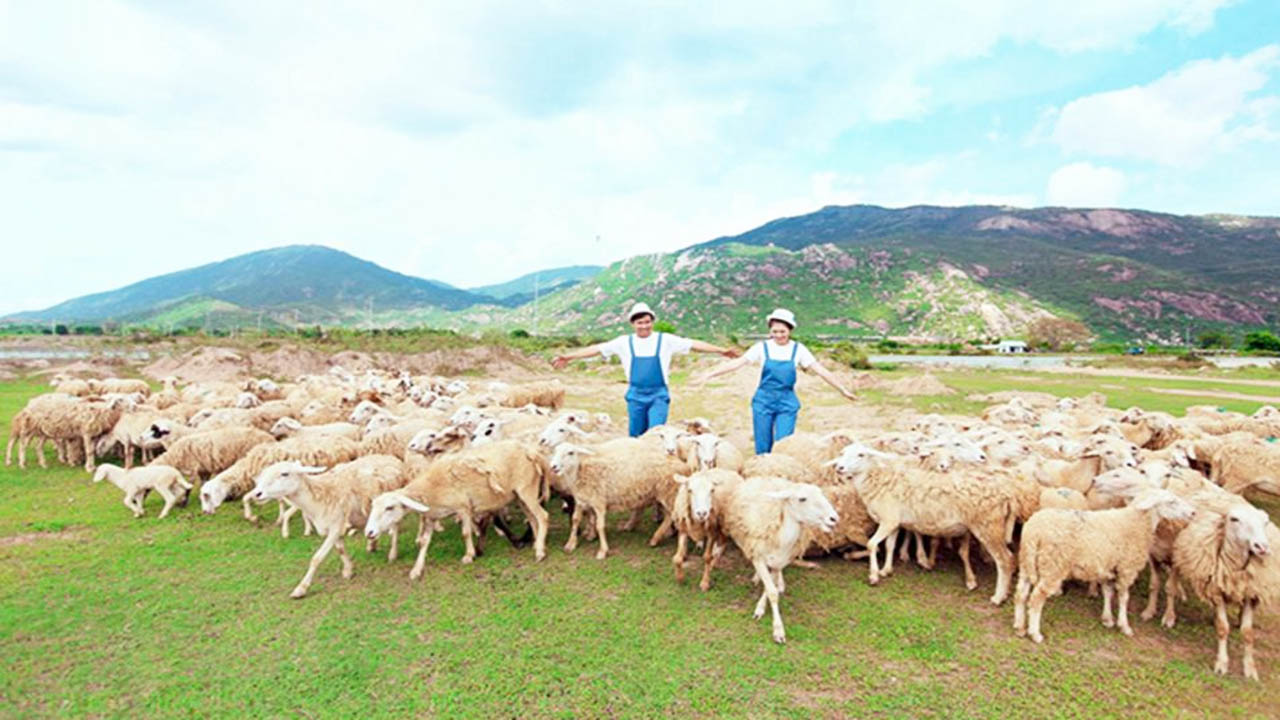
[626,332,669,437]
[751,341,800,454]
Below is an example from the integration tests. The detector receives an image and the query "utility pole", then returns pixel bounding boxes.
[533,273,540,337]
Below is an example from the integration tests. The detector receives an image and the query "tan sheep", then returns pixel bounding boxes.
[247,455,407,598]
[719,476,840,643]
[150,427,274,483]
[1172,502,1280,680]
[34,395,130,472]
[6,393,78,468]
[670,468,742,590]
[363,441,551,577]
[741,453,818,485]
[500,380,565,411]
[1012,489,1195,644]
[548,440,691,560]
[1207,439,1280,496]
[88,378,151,397]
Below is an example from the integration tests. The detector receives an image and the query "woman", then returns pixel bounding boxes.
[693,308,856,454]
[552,302,738,437]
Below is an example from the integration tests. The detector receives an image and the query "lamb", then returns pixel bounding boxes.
[829,443,1018,604]
[500,380,565,411]
[718,476,839,643]
[93,463,193,518]
[269,417,361,441]
[150,427,275,484]
[1172,502,1280,680]
[686,433,746,474]
[1012,488,1195,643]
[670,468,743,590]
[49,375,94,396]
[247,455,407,598]
[548,440,691,559]
[362,441,551,575]
[1035,438,1139,494]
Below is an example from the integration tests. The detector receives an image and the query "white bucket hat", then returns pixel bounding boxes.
[766,308,796,329]
[627,302,656,322]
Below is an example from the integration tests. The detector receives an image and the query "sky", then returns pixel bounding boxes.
[2,0,1279,315]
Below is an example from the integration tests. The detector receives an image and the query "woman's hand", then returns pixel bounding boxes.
[551,355,571,370]
[721,347,741,359]
[840,387,858,402]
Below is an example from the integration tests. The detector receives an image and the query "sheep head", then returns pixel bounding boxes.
[764,482,839,533]
[247,461,326,503]
[364,492,430,540]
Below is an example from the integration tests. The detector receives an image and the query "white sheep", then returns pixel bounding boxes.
[719,476,839,643]
[150,426,275,484]
[247,455,407,598]
[93,462,193,518]
[1012,488,1195,643]
[548,440,691,559]
[670,468,743,590]
[1172,502,1280,680]
[269,417,361,441]
[363,441,551,575]
[686,433,746,474]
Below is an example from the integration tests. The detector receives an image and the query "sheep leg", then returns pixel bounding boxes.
[459,512,477,564]
[1013,572,1031,636]
[514,486,549,561]
[303,514,314,536]
[647,509,675,547]
[751,560,786,644]
[1087,581,1099,597]
[37,437,50,469]
[123,441,133,470]
[335,536,354,579]
[1027,582,1051,644]
[897,533,912,564]
[124,493,143,518]
[774,567,785,595]
[883,528,900,577]
[593,503,609,560]
[242,496,260,524]
[156,486,178,519]
[1116,577,1135,637]
[409,515,434,581]
[1242,599,1258,681]
[700,538,725,592]
[958,535,977,590]
[1140,561,1160,621]
[1161,567,1180,629]
[915,534,933,569]
[564,503,584,553]
[292,530,340,598]
[4,434,14,466]
[974,527,1014,605]
[279,502,297,539]
[865,519,900,585]
[387,525,399,562]
[673,532,689,582]
[620,507,643,532]
[1100,582,1116,628]
[81,433,95,473]
[1213,600,1231,675]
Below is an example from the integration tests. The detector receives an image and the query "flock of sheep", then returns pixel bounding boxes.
[6,366,1280,681]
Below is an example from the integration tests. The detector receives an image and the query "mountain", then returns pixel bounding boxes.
[7,245,492,327]
[430,205,1280,342]
[468,265,603,307]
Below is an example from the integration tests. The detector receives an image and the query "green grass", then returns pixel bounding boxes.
[2,374,1279,717]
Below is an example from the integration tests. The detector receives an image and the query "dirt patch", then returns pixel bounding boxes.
[248,345,332,378]
[1147,387,1280,404]
[29,359,133,378]
[142,347,252,383]
[881,373,955,396]
[0,529,81,547]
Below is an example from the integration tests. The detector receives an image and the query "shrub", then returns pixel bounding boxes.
[1244,330,1280,353]
[654,320,678,334]
[830,341,871,370]
[1197,330,1232,349]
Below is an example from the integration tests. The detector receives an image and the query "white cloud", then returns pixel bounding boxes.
[0,0,1243,315]
[1046,162,1127,207]
[1050,45,1280,165]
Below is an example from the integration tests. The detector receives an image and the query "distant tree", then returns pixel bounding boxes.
[1244,330,1280,353]
[1197,330,1232,349]
[653,320,678,334]
[509,328,530,338]
[1027,318,1092,351]
[54,324,68,336]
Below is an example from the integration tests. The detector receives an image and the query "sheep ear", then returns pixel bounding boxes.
[672,474,689,485]
[822,458,839,467]
[577,446,597,456]
[763,489,798,501]
[298,465,328,474]
[567,425,588,437]
[399,496,430,513]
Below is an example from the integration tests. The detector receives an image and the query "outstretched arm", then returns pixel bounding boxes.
[806,362,857,401]
[690,355,751,385]
[689,339,740,358]
[551,344,604,370]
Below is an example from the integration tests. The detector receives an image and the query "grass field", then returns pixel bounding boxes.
[3,369,1280,718]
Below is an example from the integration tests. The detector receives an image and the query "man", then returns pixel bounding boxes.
[551,302,739,437]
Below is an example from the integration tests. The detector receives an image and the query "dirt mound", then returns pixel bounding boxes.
[850,372,882,390]
[249,345,331,379]
[142,347,251,383]
[396,346,537,378]
[967,390,1060,408]
[881,373,955,396]
[0,368,16,381]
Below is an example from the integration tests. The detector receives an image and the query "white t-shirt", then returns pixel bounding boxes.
[598,332,695,384]
[743,340,817,370]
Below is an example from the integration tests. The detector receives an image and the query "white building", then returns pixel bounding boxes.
[996,340,1029,354]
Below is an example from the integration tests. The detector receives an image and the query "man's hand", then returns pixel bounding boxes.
[551,356,570,370]
[721,347,740,359]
